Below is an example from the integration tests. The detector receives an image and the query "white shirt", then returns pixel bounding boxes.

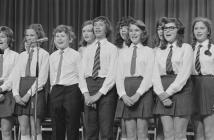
[0,48,19,91]
[79,38,118,95]
[50,47,81,86]
[12,47,49,96]
[116,43,154,97]
[152,42,193,96]
[192,39,214,75]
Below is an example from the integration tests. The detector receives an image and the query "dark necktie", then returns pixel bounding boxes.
[92,41,101,79]
[0,54,3,77]
[195,44,203,75]
[166,45,174,74]
[130,46,137,75]
[25,49,34,77]
[55,50,64,84]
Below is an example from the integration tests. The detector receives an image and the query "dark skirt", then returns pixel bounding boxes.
[0,91,15,118]
[115,77,154,119]
[153,75,193,117]
[14,90,46,120]
[192,75,214,116]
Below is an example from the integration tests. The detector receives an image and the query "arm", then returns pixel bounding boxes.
[165,44,193,96]
[99,46,118,95]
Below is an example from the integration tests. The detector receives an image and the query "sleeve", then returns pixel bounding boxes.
[27,51,49,96]
[79,48,89,94]
[115,53,126,98]
[12,55,22,96]
[165,44,193,95]
[0,53,19,92]
[136,48,154,95]
[49,54,55,87]
[152,52,165,95]
[99,46,118,95]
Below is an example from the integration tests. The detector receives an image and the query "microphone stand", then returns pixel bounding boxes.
[34,42,40,140]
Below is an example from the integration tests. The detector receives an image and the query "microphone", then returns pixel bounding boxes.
[32,37,48,43]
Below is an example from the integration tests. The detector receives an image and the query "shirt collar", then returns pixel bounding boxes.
[196,39,209,48]
[3,48,10,56]
[95,38,107,46]
[167,41,177,49]
[57,47,70,55]
[130,43,142,48]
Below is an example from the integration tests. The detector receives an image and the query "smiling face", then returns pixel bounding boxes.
[82,24,95,44]
[54,31,71,50]
[120,25,129,40]
[163,22,178,43]
[193,21,209,43]
[0,32,9,50]
[25,29,38,48]
[129,24,142,45]
[93,20,107,39]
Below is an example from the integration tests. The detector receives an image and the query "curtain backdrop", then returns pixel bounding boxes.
[0,0,214,53]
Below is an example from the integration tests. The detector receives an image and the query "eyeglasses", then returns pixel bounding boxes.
[163,26,177,31]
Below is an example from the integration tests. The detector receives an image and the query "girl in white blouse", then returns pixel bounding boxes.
[114,16,134,140]
[191,17,214,140]
[0,26,19,140]
[152,18,193,140]
[115,19,154,140]
[13,24,49,140]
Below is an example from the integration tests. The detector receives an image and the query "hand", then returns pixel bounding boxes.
[121,95,134,106]
[21,93,31,104]
[159,92,170,101]
[130,92,141,104]
[14,95,25,106]
[162,98,173,107]
[0,94,5,102]
[83,92,91,106]
[90,92,103,104]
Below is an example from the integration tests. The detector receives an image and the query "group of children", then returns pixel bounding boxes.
[0,15,213,140]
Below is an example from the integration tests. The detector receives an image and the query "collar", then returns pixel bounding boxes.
[2,48,10,55]
[167,41,177,49]
[130,43,142,49]
[57,47,70,55]
[95,38,107,46]
[196,39,209,48]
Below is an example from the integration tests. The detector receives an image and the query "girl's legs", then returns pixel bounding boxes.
[1,117,13,140]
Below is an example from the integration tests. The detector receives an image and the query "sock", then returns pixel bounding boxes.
[21,135,31,140]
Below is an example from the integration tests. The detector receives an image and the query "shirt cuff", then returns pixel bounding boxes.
[165,87,174,96]
[0,85,8,92]
[80,88,89,94]
[13,92,19,96]
[99,87,108,95]
[118,91,126,98]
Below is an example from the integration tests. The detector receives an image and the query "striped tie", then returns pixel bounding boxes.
[166,45,174,75]
[195,44,202,75]
[92,41,101,79]
[130,46,137,75]
[25,49,34,77]
[55,50,64,84]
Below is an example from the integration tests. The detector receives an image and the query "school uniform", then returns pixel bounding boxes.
[50,47,82,140]
[153,42,193,116]
[79,38,118,140]
[192,39,214,116]
[115,43,154,119]
[12,47,49,119]
[0,48,18,118]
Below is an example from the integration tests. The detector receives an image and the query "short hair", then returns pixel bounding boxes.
[79,20,94,47]
[25,24,46,39]
[0,26,14,48]
[129,19,149,46]
[114,16,134,48]
[162,18,185,49]
[93,16,112,38]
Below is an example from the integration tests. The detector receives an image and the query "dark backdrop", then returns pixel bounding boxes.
[0,0,214,53]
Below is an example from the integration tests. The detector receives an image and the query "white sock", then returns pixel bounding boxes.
[21,135,31,140]
[121,138,127,140]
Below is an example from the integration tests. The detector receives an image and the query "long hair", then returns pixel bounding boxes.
[191,17,213,56]
[114,16,134,48]
[129,19,149,46]
[0,26,14,49]
[161,18,185,49]
[79,20,94,48]
[151,17,167,48]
